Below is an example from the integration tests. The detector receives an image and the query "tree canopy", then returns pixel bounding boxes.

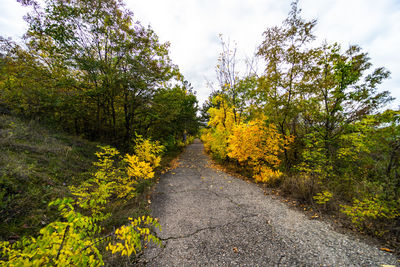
[0,0,199,148]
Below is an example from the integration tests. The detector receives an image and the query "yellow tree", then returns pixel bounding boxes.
[201,95,236,159]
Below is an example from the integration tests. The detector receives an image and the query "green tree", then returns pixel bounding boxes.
[256,0,317,168]
[139,81,199,148]
[20,0,177,143]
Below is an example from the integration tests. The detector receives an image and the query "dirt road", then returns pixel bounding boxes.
[143,140,398,266]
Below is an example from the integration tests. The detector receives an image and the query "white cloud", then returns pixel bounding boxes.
[0,0,399,107]
[300,0,400,108]
[0,0,30,39]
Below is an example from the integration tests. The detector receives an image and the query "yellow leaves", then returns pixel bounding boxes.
[106,215,161,258]
[253,166,282,183]
[208,95,235,135]
[72,139,161,208]
[225,117,291,184]
[208,106,235,132]
[0,215,104,266]
[313,191,333,205]
[133,135,164,169]
[1,141,164,266]
[125,154,154,180]
[201,127,230,159]
[93,145,120,170]
[227,117,286,167]
[201,95,236,160]
[202,95,294,183]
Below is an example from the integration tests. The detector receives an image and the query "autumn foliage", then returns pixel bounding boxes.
[228,117,293,183]
[0,137,163,266]
[201,1,399,243]
[202,96,292,184]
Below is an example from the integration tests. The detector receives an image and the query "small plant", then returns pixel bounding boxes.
[340,196,399,229]
[107,216,161,256]
[133,134,164,169]
[253,166,282,184]
[313,191,333,205]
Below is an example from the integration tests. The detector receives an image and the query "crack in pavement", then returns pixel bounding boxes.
[159,213,260,241]
[207,187,243,208]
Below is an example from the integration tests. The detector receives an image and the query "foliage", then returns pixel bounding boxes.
[254,1,398,235]
[0,199,160,266]
[71,136,164,216]
[0,0,199,148]
[107,216,161,257]
[145,85,199,147]
[340,196,399,229]
[227,117,288,166]
[201,93,293,183]
[227,116,292,183]
[201,95,235,159]
[133,134,164,169]
[313,191,333,205]
[1,198,104,266]
[253,166,282,184]
[0,141,162,265]
[0,114,99,240]
[203,0,399,239]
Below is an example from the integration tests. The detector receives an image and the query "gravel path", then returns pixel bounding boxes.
[143,139,398,266]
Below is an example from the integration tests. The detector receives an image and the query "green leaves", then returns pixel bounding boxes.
[0,143,163,265]
[201,0,399,239]
[340,196,399,229]
[1,0,197,147]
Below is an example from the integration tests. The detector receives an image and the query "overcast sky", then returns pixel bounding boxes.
[1,0,399,107]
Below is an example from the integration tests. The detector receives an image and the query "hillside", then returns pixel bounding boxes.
[0,114,100,240]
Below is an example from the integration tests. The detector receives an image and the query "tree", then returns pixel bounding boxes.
[298,43,392,178]
[1,0,191,146]
[256,0,317,169]
[141,82,199,148]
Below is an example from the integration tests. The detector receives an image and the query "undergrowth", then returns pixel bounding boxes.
[0,114,99,240]
[0,114,192,265]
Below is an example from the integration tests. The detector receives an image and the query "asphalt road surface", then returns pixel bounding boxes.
[143,139,398,266]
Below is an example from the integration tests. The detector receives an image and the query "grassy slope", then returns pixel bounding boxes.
[0,114,100,240]
[0,114,185,263]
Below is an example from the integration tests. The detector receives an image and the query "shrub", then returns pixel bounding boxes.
[0,138,163,265]
[340,196,399,229]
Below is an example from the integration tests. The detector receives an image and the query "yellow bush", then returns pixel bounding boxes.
[202,95,292,183]
[253,165,282,183]
[227,118,284,167]
[201,95,236,159]
[125,154,154,180]
[0,144,163,266]
[133,135,164,169]
[107,216,161,257]
[227,117,292,183]
[207,95,235,131]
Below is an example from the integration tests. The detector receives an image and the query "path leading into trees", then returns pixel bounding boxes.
[143,139,398,266]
